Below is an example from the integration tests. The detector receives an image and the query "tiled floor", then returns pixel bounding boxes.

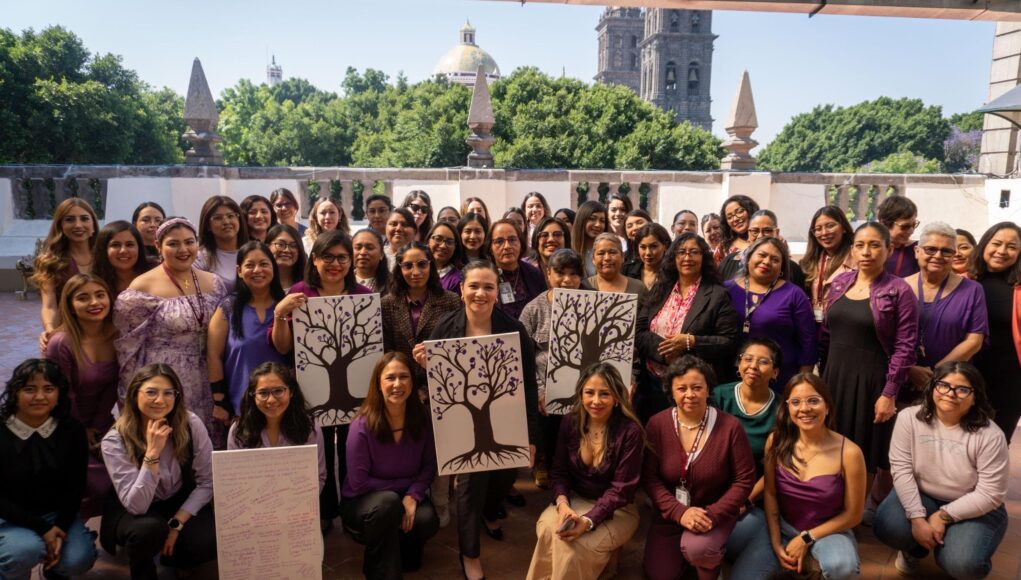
[2,291,1018,579]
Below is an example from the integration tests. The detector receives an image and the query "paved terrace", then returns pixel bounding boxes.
[2,291,1019,579]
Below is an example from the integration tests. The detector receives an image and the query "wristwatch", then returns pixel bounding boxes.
[938,509,954,525]
[168,517,185,532]
[800,530,816,546]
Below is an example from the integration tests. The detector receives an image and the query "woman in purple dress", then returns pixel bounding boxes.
[724,237,817,388]
[426,221,464,292]
[114,218,226,442]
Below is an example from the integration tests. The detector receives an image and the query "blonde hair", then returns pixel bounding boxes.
[32,198,99,288]
[56,274,116,366]
[305,198,350,246]
[113,364,192,466]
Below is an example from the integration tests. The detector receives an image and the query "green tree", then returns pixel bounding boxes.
[948,110,984,132]
[858,151,940,174]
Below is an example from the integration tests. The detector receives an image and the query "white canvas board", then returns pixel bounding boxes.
[425,332,530,476]
[213,445,322,580]
[293,293,383,426]
[544,288,638,415]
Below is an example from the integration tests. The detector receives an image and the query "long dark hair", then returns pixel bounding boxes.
[265,223,307,285]
[767,373,837,476]
[132,201,166,226]
[231,242,285,338]
[305,230,357,292]
[648,233,718,306]
[915,361,994,433]
[800,205,854,284]
[92,220,150,292]
[427,221,465,270]
[240,194,277,240]
[198,195,248,269]
[401,190,434,242]
[388,242,444,299]
[970,221,1021,285]
[741,236,791,282]
[358,352,425,444]
[571,363,646,445]
[719,195,760,251]
[232,363,313,449]
[457,212,490,261]
[572,201,608,253]
[352,228,389,291]
[1,359,72,422]
[529,217,572,270]
[115,364,192,465]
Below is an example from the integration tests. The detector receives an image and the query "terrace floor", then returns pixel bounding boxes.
[1,292,1018,580]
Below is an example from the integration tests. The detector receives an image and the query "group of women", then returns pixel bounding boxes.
[1,189,1016,579]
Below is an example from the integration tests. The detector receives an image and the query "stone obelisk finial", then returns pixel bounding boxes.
[466,66,496,168]
[720,70,759,171]
[182,58,224,166]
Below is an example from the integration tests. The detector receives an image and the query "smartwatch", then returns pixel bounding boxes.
[168,517,185,532]
[800,530,816,546]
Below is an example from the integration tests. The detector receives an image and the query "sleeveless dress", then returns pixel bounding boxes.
[776,437,846,531]
[823,294,893,471]
[221,296,289,413]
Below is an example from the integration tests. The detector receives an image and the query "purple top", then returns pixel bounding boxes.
[496,260,548,319]
[101,412,214,516]
[342,415,436,502]
[226,422,327,493]
[724,280,818,389]
[46,332,117,432]
[289,280,373,297]
[408,295,426,337]
[776,437,846,531]
[438,266,462,293]
[551,416,644,527]
[914,277,988,367]
[221,297,290,412]
[886,242,920,278]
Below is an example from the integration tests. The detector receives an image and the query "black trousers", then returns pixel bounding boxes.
[455,468,517,558]
[321,424,349,520]
[340,491,439,580]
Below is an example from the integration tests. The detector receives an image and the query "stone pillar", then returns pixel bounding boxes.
[466,67,496,168]
[721,71,759,171]
[979,24,1021,176]
[182,58,224,166]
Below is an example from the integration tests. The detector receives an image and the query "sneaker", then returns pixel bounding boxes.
[437,505,451,528]
[895,551,919,576]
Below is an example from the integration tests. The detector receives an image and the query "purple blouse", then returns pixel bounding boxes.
[439,266,462,293]
[914,277,988,367]
[46,332,117,432]
[226,422,327,492]
[342,415,436,502]
[101,412,213,516]
[221,297,289,412]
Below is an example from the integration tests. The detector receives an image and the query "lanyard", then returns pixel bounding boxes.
[915,274,950,359]
[743,277,778,334]
[815,254,828,305]
[673,407,709,485]
[894,247,906,277]
[162,264,206,326]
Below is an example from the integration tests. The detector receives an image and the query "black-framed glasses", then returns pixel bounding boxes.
[401,259,430,271]
[429,235,456,247]
[921,246,955,258]
[253,387,290,401]
[537,231,565,240]
[725,207,748,220]
[676,249,703,257]
[271,241,299,251]
[408,203,430,215]
[934,380,973,398]
[747,227,776,237]
[318,253,351,265]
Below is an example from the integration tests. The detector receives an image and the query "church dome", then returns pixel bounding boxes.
[432,20,501,87]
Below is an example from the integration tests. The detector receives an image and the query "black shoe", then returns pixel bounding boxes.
[506,492,526,508]
[483,523,504,541]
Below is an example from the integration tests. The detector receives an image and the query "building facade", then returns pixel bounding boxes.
[433,21,501,88]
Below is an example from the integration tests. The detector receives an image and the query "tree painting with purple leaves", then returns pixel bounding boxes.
[426,332,530,475]
[294,294,383,426]
[545,289,638,414]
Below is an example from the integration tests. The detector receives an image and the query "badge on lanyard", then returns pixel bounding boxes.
[813,306,824,323]
[499,281,516,304]
[675,486,690,507]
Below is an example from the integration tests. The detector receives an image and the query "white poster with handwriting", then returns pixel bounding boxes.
[213,445,322,580]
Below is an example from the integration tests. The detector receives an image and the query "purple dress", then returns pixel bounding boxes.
[220,296,289,413]
[725,280,818,389]
[915,277,988,367]
[114,278,227,437]
[438,266,462,293]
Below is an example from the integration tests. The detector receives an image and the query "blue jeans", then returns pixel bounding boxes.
[0,514,97,580]
[725,506,767,561]
[729,516,859,579]
[874,489,1007,579]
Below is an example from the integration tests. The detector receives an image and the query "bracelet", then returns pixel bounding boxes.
[582,516,595,532]
[275,315,289,321]
[143,455,160,466]
[685,335,692,351]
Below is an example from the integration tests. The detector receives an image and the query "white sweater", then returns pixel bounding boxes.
[889,405,1008,521]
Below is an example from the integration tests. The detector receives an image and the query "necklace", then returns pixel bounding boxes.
[677,414,707,431]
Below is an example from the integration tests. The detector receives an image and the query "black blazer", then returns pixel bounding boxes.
[382,290,464,386]
[428,307,541,448]
[636,280,741,382]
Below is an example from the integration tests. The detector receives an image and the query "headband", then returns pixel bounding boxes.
[155,217,198,243]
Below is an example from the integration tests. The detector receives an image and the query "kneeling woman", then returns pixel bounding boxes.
[0,359,96,580]
[227,363,326,492]
[526,363,645,579]
[101,364,217,579]
[341,353,439,579]
[874,362,1008,578]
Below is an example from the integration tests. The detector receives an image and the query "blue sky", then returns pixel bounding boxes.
[5,0,995,147]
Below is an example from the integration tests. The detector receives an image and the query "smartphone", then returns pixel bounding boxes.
[556,517,574,534]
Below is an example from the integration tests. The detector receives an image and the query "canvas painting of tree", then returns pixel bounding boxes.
[293,294,383,426]
[545,289,638,415]
[425,332,530,476]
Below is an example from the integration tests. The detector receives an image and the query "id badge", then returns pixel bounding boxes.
[813,306,824,323]
[675,486,690,507]
[499,281,515,304]
[742,320,751,334]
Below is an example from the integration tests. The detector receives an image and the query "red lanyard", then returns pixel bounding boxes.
[162,264,206,326]
[674,407,709,485]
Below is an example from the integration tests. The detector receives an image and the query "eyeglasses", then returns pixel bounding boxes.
[787,396,823,408]
[253,387,289,401]
[366,207,390,216]
[676,249,703,257]
[492,237,520,247]
[429,235,456,247]
[401,259,430,271]
[408,203,430,215]
[892,220,920,230]
[921,246,955,258]
[812,222,840,235]
[537,231,565,241]
[725,207,748,220]
[934,380,973,398]
[317,253,351,265]
[738,355,773,367]
[141,388,179,400]
[747,227,776,237]
[211,212,240,224]
[271,241,298,251]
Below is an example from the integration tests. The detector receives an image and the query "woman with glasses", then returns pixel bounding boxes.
[902,222,987,393]
[732,374,866,579]
[522,192,551,242]
[227,362,325,490]
[426,222,464,292]
[716,195,760,265]
[636,233,741,422]
[401,190,434,243]
[874,362,1008,578]
[725,237,817,389]
[352,229,389,294]
[384,208,418,268]
[572,201,609,278]
[0,359,97,580]
[488,219,547,319]
[115,218,226,444]
[271,230,371,531]
[100,364,217,579]
[952,229,977,277]
[194,195,248,292]
[458,213,490,264]
[800,206,855,323]
[240,195,276,243]
[269,188,306,237]
[643,355,755,580]
[364,194,393,238]
[527,217,571,278]
[207,242,289,436]
[132,202,165,263]
[265,224,306,293]
[878,196,921,278]
[342,353,439,578]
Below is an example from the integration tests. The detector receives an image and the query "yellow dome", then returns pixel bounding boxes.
[432,21,501,87]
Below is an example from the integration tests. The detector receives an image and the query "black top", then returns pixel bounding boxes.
[977,271,1017,362]
[718,252,807,294]
[429,307,541,448]
[0,417,88,534]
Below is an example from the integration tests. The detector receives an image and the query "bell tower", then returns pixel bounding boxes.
[639,9,715,130]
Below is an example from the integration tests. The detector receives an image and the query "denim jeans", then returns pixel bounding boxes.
[725,506,767,561]
[874,489,1007,580]
[728,516,859,580]
[0,514,97,580]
